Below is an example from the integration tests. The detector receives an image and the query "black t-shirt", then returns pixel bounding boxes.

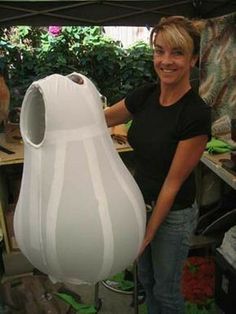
[125,82,211,210]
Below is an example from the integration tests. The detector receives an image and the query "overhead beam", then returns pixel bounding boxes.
[0,0,235,26]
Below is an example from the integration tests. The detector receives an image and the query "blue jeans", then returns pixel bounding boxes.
[138,204,198,314]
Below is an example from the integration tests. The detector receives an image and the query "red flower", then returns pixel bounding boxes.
[48,26,62,36]
[181,256,215,304]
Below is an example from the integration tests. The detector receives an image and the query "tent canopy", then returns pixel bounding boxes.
[0,0,236,26]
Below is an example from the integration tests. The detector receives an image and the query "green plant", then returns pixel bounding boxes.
[0,26,43,107]
[0,26,156,107]
[120,41,156,99]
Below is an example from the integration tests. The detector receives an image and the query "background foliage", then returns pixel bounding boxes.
[0,26,156,108]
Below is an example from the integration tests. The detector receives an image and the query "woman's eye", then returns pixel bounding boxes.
[154,48,163,55]
[173,50,184,56]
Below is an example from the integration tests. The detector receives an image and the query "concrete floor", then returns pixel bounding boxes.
[64,281,145,314]
[1,272,147,314]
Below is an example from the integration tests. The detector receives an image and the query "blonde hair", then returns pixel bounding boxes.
[150,16,203,56]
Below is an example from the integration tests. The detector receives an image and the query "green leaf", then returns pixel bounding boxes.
[55,293,97,314]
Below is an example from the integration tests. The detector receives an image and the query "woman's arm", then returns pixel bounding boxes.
[104,99,132,128]
[139,134,208,255]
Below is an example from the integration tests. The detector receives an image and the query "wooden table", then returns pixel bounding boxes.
[0,133,23,253]
[201,152,236,190]
[0,134,23,166]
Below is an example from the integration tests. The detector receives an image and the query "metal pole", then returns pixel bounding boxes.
[133,261,139,314]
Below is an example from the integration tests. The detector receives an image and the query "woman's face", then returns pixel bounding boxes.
[153,32,197,88]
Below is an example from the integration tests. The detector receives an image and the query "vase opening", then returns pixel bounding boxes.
[21,85,45,146]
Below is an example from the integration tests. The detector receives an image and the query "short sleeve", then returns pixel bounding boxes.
[178,100,212,141]
[125,83,157,114]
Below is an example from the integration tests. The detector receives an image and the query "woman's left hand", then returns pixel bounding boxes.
[138,234,151,257]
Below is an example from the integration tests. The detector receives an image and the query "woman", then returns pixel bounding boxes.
[105,16,211,314]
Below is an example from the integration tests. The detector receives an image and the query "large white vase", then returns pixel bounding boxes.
[14,73,146,284]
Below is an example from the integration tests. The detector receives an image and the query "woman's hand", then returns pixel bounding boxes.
[138,229,154,257]
[138,237,150,257]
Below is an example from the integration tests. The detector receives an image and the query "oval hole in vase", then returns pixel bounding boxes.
[21,85,45,146]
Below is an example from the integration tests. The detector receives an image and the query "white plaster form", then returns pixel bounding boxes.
[14,73,146,284]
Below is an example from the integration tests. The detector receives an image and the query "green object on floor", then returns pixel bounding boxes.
[55,292,97,314]
[185,299,216,314]
[206,137,234,153]
[139,303,148,314]
[109,271,134,291]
